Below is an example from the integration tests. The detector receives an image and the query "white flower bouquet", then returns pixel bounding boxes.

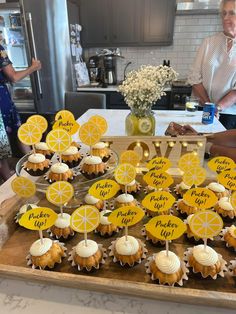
[118,65,178,110]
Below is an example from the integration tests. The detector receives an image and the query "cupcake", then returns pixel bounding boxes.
[141,226,165,246]
[184,244,227,279]
[221,225,236,251]
[61,146,82,168]
[81,156,106,179]
[145,207,171,218]
[206,182,229,200]
[26,238,66,269]
[114,193,137,208]
[95,210,119,237]
[91,142,111,162]
[119,180,141,194]
[46,162,74,183]
[15,203,38,223]
[71,141,81,150]
[174,181,191,198]
[84,193,104,211]
[145,250,188,286]
[23,153,50,176]
[214,197,236,220]
[48,213,75,240]
[176,199,199,217]
[68,239,106,271]
[109,235,147,267]
[35,142,53,159]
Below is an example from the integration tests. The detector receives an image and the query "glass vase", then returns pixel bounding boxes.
[125,107,155,136]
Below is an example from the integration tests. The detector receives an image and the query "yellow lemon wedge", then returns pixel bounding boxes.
[46,181,74,206]
[70,205,100,233]
[11,176,36,198]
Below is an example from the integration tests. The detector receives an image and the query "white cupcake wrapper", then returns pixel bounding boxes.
[26,240,67,270]
[220,227,236,251]
[108,238,148,267]
[68,244,107,272]
[145,253,189,287]
[47,227,75,240]
[184,247,228,279]
[228,259,236,277]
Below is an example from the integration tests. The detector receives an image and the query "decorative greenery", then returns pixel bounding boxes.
[118,65,178,110]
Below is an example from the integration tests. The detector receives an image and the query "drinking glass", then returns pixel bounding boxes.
[185,96,199,116]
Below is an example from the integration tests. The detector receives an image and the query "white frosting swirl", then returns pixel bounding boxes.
[29,238,53,256]
[207,182,225,193]
[127,180,136,187]
[100,210,112,225]
[192,245,218,266]
[62,146,78,155]
[54,213,71,228]
[75,239,98,258]
[83,156,102,165]
[228,225,236,238]
[116,193,134,203]
[218,197,234,211]
[84,193,100,205]
[28,153,45,163]
[92,142,106,149]
[19,204,38,214]
[178,182,191,190]
[115,235,139,255]
[35,142,49,150]
[155,250,181,274]
[51,162,69,174]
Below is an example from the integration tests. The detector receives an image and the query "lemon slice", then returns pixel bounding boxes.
[178,152,200,172]
[46,129,71,153]
[70,205,100,233]
[125,117,135,135]
[120,150,140,167]
[46,181,74,206]
[89,115,108,135]
[27,115,48,133]
[114,163,136,185]
[183,166,206,187]
[18,123,42,145]
[138,118,152,133]
[11,176,36,198]
[189,210,223,239]
[79,122,101,146]
[55,110,75,121]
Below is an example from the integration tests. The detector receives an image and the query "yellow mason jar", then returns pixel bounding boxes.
[125,107,155,136]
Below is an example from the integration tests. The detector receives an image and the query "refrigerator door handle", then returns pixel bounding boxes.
[25,12,43,98]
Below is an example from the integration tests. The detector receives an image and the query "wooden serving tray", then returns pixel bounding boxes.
[0,179,235,309]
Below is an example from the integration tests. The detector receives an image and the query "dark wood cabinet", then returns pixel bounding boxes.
[79,0,176,47]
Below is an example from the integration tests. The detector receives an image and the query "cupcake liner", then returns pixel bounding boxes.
[94,225,120,237]
[68,244,107,272]
[220,227,236,252]
[108,238,147,267]
[26,240,67,270]
[23,166,50,177]
[228,259,236,277]
[144,207,174,218]
[120,182,142,195]
[47,227,75,240]
[44,170,75,184]
[80,169,107,180]
[184,247,228,279]
[145,253,189,286]
[141,227,165,246]
[143,186,171,195]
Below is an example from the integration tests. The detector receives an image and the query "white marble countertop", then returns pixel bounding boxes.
[77,86,172,92]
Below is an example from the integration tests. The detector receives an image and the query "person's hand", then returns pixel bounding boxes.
[30,58,41,72]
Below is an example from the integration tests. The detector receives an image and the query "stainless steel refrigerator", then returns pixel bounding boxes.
[0,0,79,115]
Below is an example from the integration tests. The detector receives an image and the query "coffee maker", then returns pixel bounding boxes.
[103,55,117,85]
[88,55,100,85]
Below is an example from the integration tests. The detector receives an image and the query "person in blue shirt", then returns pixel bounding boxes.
[0,45,41,180]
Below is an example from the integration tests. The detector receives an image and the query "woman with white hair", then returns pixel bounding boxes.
[188,0,236,129]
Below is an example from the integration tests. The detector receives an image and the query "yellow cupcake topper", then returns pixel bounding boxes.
[183,187,218,210]
[218,170,236,190]
[19,207,57,230]
[11,176,36,198]
[208,156,235,173]
[114,163,136,185]
[89,115,108,135]
[183,166,206,187]
[70,205,100,233]
[46,129,72,153]
[142,191,175,212]
[79,122,102,146]
[89,179,120,200]
[55,109,75,121]
[53,118,80,136]
[46,181,74,206]
[120,150,140,167]
[189,210,223,239]
[18,123,42,145]
[178,152,200,172]
[147,157,172,171]
[27,115,48,133]
[143,170,173,189]
[108,206,144,227]
[230,191,236,209]
[145,215,186,241]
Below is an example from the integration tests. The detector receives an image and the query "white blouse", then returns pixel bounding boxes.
[188,32,236,115]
